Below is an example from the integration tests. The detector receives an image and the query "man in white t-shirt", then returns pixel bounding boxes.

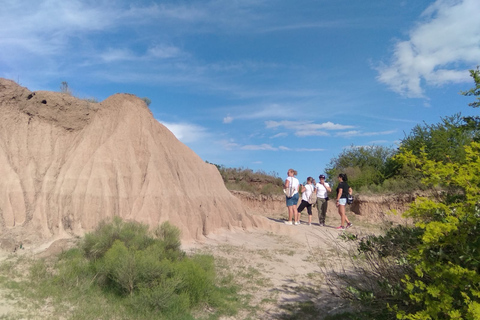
[315,174,331,226]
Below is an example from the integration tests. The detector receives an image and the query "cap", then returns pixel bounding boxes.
[319,174,326,179]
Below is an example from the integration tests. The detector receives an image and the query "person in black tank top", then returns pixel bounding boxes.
[335,173,352,230]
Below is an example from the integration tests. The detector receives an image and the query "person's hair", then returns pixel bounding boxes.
[338,173,348,181]
[307,177,313,183]
[319,175,326,180]
[288,169,298,176]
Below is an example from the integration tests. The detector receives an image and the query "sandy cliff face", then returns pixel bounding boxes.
[0,79,261,246]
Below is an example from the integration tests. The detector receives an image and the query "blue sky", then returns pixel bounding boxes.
[1,0,480,183]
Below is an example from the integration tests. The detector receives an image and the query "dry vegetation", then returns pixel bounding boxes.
[209,163,285,195]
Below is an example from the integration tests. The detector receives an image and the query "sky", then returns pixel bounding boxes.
[1,0,480,184]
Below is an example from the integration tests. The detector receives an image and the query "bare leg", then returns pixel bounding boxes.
[338,204,345,227]
[294,205,299,223]
[287,206,294,222]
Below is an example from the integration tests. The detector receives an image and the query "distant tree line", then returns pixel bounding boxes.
[325,68,480,195]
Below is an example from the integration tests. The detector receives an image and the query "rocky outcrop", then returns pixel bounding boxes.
[0,78,263,246]
[232,190,418,222]
[350,194,417,219]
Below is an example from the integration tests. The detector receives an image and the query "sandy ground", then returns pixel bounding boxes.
[0,208,374,319]
[183,209,372,319]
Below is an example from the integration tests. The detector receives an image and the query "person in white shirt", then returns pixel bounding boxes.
[284,168,300,225]
[297,177,315,225]
[315,174,331,226]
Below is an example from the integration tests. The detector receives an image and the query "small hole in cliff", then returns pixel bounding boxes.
[41,100,47,104]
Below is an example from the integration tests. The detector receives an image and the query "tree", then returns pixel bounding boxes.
[461,66,480,141]
[325,145,397,189]
[399,113,475,164]
[460,66,480,109]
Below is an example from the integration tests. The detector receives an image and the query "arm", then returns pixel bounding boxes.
[336,185,341,204]
[284,178,290,189]
[324,183,332,193]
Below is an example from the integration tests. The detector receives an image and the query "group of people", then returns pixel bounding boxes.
[284,168,352,230]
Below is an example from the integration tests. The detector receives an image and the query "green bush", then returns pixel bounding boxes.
[20,218,240,319]
[153,221,183,259]
[83,216,154,260]
[54,248,93,289]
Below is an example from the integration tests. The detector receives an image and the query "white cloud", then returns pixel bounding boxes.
[376,0,480,98]
[147,45,184,59]
[271,133,288,138]
[159,121,209,143]
[223,116,234,124]
[218,142,324,152]
[100,49,137,62]
[217,139,241,150]
[0,1,117,54]
[336,130,396,138]
[237,103,292,119]
[261,21,350,33]
[217,140,279,151]
[296,148,325,152]
[241,144,277,151]
[265,120,354,136]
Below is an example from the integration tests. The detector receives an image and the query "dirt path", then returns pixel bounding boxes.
[184,212,367,319]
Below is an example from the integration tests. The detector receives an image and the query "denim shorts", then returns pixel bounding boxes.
[338,198,347,206]
[286,193,299,206]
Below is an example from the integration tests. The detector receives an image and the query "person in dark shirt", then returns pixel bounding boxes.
[335,173,352,230]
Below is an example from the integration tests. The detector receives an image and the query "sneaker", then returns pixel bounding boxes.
[308,223,311,226]
[336,226,345,230]
[284,221,293,225]
[319,223,324,227]
[346,222,353,229]
[294,221,300,225]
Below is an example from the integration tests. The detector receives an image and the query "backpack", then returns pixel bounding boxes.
[284,186,295,198]
[307,185,317,204]
[308,192,317,205]
[283,178,296,198]
[347,193,354,204]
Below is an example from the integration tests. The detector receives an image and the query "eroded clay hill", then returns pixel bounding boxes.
[0,79,261,247]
